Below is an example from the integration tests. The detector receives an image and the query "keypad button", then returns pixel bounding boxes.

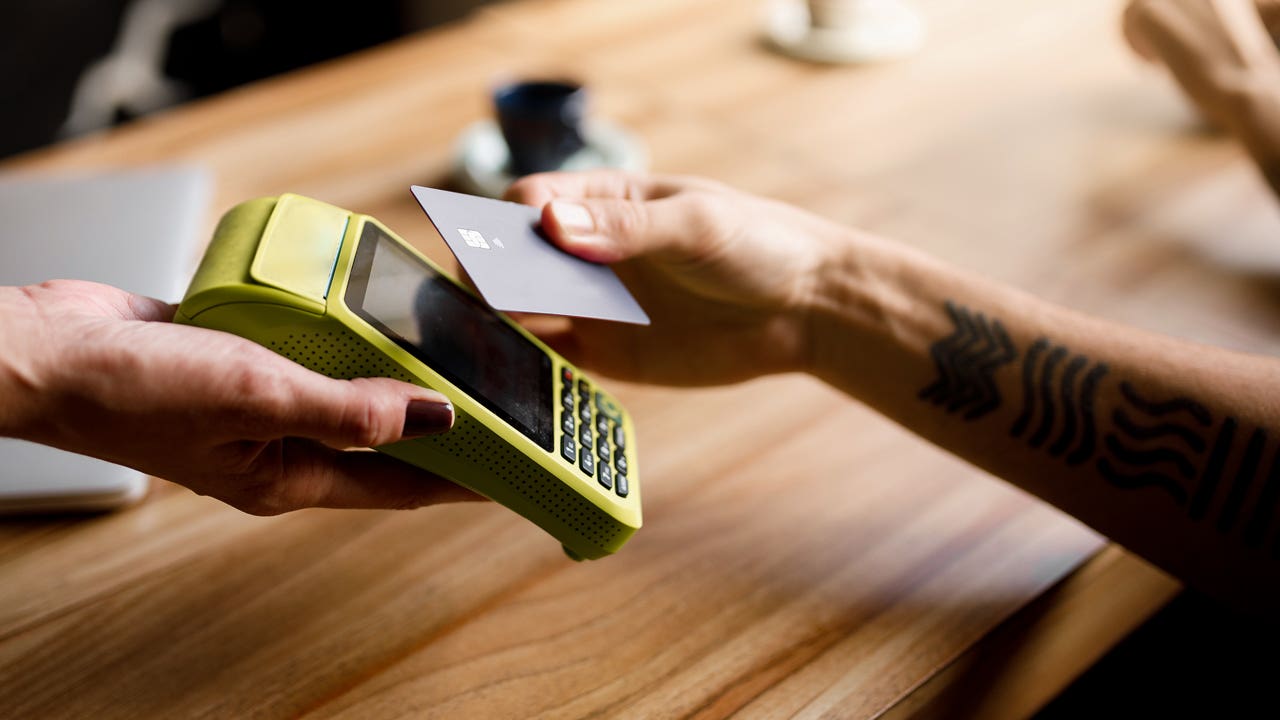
[597,441,610,463]
[580,451,595,476]
[598,464,613,490]
[615,453,628,474]
[561,389,574,410]
[596,414,609,436]
[579,404,592,423]
[561,412,575,435]
[560,436,576,463]
[613,425,626,450]
[579,426,593,451]
[615,472,628,498]
[562,367,574,383]
[577,378,591,397]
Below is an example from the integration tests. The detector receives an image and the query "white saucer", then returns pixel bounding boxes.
[453,119,649,198]
[766,0,925,65]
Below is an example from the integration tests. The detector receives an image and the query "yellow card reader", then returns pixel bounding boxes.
[176,194,641,559]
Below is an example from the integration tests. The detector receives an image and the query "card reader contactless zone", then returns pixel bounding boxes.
[176,194,641,559]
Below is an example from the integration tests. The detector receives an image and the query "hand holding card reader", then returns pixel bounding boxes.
[175,194,640,559]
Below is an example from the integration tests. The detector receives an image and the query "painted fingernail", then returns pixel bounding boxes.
[549,200,595,235]
[404,400,454,437]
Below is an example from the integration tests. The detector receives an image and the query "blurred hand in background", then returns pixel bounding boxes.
[1124,0,1280,193]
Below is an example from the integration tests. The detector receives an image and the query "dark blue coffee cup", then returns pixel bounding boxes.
[494,80,588,176]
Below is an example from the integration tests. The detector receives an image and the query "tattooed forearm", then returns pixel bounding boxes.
[918,300,1280,555]
[918,301,1017,420]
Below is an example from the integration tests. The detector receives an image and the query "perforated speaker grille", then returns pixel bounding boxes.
[267,330,622,548]
[269,331,413,382]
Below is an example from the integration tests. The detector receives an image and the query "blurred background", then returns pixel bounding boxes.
[0,0,500,160]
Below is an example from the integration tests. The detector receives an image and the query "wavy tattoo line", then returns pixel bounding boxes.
[1111,409,1207,453]
[1103,435,1198,480]
[1097,458,1189,505]
[1011,339,1049,438]
[1029,347,1067,448]
[1049,356,1087,457]
[1120,382,1212,427]
[1066,363,1109,467]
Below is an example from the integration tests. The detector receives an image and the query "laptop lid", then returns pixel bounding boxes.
[0,165,210,511]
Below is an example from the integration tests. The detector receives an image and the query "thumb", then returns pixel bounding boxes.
[542,195,708,264]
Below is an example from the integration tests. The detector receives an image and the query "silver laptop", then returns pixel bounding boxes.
[0,165,210,512]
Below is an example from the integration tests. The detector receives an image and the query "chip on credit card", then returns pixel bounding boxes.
[410,185,650,325]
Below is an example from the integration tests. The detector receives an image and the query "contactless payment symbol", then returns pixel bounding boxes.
[457,228,504,249]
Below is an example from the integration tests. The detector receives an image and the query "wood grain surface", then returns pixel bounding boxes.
[5,0,1276,716]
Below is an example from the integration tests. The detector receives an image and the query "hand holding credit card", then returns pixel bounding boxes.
[411,186,650,325]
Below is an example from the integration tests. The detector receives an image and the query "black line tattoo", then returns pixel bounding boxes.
[1010,339,1107,464]
[1049,356,1088,456]
[1011,339,1049,437]
[1029,347,1067,448]
[1097,458,1189,505]
[1119,382,1212,427]
[963,320,1016,420]
[1104,385,1280,548]
[1101,381,1217,507]
[1218,429,1266,534]
[1191,418,1237,522]
[1111,409,1207,453]
[919,301,1017,420]
[921,300,1280,556]
[1103,435,1197,480]
[1066,364,1108,466]
[919,302,970,404]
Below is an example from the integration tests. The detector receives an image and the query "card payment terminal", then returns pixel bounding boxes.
[176,194,641,559]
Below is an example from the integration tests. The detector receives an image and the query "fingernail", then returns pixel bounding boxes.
[549,200,595,235]
[404,400,453,437]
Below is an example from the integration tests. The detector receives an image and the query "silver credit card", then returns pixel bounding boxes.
[411,185,649,325]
